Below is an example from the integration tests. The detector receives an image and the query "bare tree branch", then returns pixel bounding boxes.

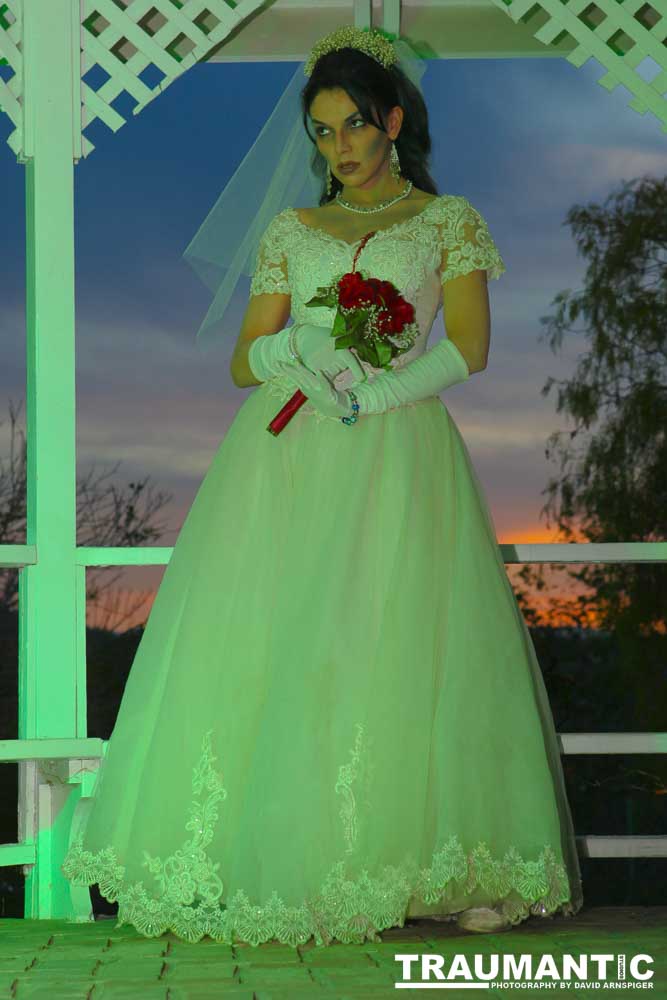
[0,397,173,632]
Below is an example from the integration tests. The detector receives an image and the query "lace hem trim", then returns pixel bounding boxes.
[62,833,581,947]
[62,733,582,947]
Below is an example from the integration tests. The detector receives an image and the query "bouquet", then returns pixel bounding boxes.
[267,231,419,436]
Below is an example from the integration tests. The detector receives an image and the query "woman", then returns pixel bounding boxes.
[62,26,583,947]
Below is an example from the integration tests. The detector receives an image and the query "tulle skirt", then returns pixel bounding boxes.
[62,374,583,946]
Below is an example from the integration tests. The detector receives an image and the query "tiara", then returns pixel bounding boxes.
[304,26,398,78]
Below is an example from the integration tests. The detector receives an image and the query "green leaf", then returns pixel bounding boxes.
[332,310,347,338]
[376,340,393,367]
[346,310,368,334]
[306,292,337,309]
[334,333,357,349]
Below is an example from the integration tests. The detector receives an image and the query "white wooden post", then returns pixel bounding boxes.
[18,0,81,919]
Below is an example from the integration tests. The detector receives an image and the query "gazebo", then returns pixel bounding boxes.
[0,0,666,989]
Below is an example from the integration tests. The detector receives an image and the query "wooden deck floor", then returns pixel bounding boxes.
[0,907,665,999]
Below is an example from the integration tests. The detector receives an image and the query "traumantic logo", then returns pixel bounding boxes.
[393,952,655,990]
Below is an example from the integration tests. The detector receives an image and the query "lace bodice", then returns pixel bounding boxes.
[249,194,506,419]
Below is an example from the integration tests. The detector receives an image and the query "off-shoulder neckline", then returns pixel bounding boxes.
[286,193,449,249]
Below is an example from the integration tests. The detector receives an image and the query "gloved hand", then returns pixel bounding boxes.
[349,336,471,415]
[275,337,470,420]
[273,360,358,419]
[248,322,365,384]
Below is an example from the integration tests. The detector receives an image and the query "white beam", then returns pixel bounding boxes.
[204,1,576,63]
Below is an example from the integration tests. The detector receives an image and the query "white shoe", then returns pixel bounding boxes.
[455,906,512,933]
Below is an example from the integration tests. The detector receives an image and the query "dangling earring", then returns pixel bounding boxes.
[389,141,401,181]
[326,162,332,196]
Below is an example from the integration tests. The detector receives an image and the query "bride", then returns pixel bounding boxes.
[62,25,583,947]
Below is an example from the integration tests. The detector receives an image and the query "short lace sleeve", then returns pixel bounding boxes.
[250,210,291,296]
[440,195,506,285]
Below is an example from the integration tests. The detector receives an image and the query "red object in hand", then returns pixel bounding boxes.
[266,388,308,437]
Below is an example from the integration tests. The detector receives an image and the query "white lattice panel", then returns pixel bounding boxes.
[0,1,22,150]
[0,0,270,159]
[82,0,279,157]
[488,0,667,133]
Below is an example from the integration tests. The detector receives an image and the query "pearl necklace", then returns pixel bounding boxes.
[335,179,413,214]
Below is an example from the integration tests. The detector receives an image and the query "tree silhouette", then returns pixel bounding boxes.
[0,397,173,632]
[514,175,667,640]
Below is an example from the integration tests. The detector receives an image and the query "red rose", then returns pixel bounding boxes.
[338,272,369,308]
[365,278,384,306]
[389,300,415,332]
[378,280,398,305]
[396,301,415,323]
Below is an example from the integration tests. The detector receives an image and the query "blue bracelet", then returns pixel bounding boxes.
[341,389,360,426]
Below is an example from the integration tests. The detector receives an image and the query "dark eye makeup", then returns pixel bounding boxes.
[314,118,365,137]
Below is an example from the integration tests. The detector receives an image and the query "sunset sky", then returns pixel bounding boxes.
[1,49,665,628]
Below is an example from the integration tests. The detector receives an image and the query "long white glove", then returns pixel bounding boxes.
[248,322,365,384]
[352,336,471,414]
[274,337,470,420]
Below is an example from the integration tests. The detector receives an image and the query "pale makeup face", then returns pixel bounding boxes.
[309,87,403,193]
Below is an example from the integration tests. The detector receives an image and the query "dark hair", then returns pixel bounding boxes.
[300,47,438,206]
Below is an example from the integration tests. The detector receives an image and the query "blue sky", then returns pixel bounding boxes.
[1,52,665,611]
